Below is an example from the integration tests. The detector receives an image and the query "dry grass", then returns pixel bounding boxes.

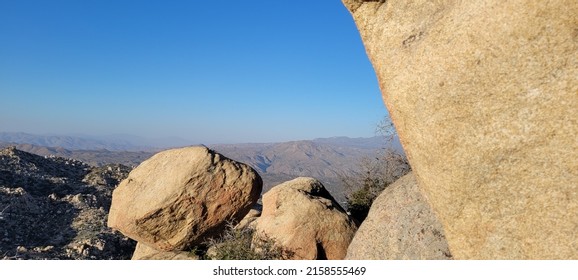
[202,223,292,260]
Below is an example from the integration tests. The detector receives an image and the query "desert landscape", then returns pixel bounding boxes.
[0,0,576,262]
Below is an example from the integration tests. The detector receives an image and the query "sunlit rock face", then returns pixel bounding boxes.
[254,177,357,260]
[108,146,262,251]
[343,0,577,259]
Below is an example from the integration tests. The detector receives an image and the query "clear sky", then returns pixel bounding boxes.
[0,0,387,144]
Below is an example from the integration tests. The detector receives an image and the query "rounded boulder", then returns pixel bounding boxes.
[107,146,262,251]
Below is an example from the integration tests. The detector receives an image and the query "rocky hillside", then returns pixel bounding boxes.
[0,147,135,259]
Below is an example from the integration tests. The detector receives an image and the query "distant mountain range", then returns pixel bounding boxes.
[0,132,405,204]
[0,132,402,152]
[0,132,191,151]
[210,137,403,188]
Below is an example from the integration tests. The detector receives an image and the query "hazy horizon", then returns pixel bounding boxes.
[0,130,393,149]
[0,1,388,144]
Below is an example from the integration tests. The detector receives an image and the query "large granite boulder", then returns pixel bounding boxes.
[343,0,578,258]
[253,177,357,260]
[108,146,262,251]
[346,172,451,259]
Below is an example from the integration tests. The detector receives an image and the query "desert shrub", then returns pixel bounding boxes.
[341,117,412,223]
[346,185,375,222]
[343,148,411,223]
[202,224,290,260]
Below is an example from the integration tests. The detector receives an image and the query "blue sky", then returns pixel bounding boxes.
[0,0,387,144]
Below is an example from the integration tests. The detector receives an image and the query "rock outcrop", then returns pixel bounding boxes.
[346,172,451,259]
[108,146,262,251]
[253,177,357,260]
[343,0,578,258]
[0,147,135,259]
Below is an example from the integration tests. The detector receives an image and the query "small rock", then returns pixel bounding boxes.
[235,208,261,231]
[131,242,199,260]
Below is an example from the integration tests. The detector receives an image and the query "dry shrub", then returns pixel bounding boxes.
[341,148,411,223]
[202,223,292,260]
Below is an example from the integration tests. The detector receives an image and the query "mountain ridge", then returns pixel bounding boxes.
[0,132,400,152]
[0,133,404,204]
[0,132,191,152]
